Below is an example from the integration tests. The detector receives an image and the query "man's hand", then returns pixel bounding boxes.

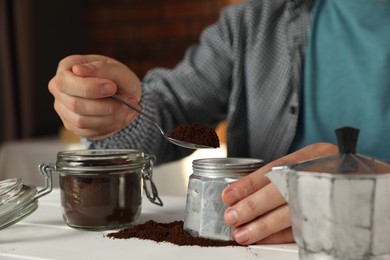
[222,142,338,245]
[48,54,142,139]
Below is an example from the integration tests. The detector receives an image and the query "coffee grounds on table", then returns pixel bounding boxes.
[169,123,220,148]
[106,220,241,247]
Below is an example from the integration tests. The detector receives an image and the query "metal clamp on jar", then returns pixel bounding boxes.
[184,158,264,240]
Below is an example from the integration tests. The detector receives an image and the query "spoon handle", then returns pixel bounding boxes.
[111,95,165,135]
[112,95,214,149]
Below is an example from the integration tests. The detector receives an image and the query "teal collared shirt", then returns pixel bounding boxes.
[291,0,390,160]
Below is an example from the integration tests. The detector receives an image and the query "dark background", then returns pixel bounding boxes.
[0,0,238,143]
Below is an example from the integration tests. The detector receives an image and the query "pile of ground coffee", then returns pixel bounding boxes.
[106,220,240,247]
[169,123,220,148]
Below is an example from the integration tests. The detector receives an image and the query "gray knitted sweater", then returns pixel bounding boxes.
[87,0,313,164]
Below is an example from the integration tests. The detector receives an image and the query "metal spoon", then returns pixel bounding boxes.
[111,95,214,149]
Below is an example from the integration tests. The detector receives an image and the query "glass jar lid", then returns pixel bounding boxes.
[0,178,39,230]
[292,127,390,174]
[0,166,53,230]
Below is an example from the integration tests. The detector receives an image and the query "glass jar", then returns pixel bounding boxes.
[39,149,162,231]
[184,158,264,240]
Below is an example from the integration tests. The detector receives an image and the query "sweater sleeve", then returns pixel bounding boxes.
[84,3,247,165]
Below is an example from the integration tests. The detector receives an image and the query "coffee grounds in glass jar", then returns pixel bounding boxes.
[61,174,141,229]
[169,123,220,148]
[106,220,241,247]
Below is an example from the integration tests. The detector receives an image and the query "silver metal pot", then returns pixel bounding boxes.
[266,127,390,260]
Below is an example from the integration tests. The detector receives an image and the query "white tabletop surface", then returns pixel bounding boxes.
[0,188,299,260]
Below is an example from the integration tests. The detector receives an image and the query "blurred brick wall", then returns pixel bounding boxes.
[85,0,242,78]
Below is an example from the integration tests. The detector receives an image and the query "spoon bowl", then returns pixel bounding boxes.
[111,95,215,149]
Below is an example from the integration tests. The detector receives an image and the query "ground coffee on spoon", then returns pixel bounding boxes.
[169,123,220,148]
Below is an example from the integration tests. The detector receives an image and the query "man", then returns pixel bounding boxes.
[48,0,390,244]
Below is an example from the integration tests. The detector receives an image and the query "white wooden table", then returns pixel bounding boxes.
[0,189,299,260]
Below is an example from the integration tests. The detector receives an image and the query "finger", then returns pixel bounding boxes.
[55,100,118,133]
[224,183,285,227]
[52,55,117,98]
[255,227,294,245]
[71,56,141,100]
[53,69,116,99]
[53,54,141,99]
[53,91,114,116]
[57,54,105,70]
[60,114,124,140]
[222,170,270,206]
[54,100,136,139]
[57,91,139,117]
[231,204,292,245]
